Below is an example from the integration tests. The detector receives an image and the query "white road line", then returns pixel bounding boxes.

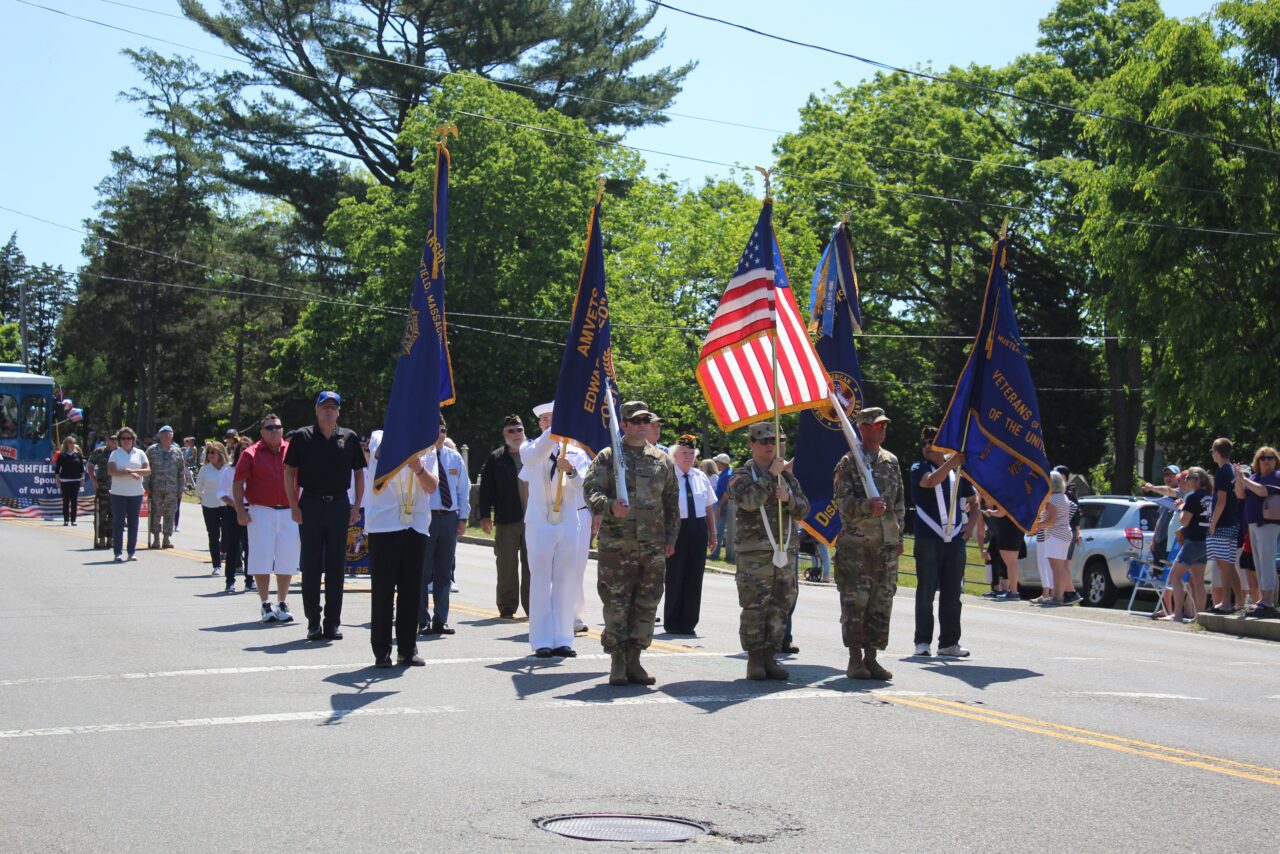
[0,687,939,740]
[1070,692,1205,700]
[0,652,733,688]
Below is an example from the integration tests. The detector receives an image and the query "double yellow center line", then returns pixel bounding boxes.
[883,695,1280,787]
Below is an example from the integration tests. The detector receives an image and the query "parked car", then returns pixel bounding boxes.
[1019,496,1159,608]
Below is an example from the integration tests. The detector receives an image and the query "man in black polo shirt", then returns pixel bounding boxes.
[284,390,366,641]
[478,414,531,618]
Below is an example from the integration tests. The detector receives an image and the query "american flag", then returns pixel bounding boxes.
[0,498,46,519]
[697,200,830,431]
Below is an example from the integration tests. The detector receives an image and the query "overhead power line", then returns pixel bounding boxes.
[647,0,1280,158]
[18,0,1274,238]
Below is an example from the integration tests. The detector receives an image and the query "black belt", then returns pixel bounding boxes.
[303,493,343,502]
[432,508,457,516]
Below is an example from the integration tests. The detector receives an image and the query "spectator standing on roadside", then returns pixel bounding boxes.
[1206,438,1242,613]
[53,435,85,526]
[233,414,298,624]
[1034,471,1075,606]
[710,453,734,561]
[219,437,253,592]
[1166,466,1212,620]
[1142,464,1182,566]
[478,415,531,618]
[1054,466,1083,601]
[1237,447,1280,618]
[982,504,1026,600]
[284,391,366,642]
[108,427,149,562]
[912,428,978,657]
[195,442,229,586]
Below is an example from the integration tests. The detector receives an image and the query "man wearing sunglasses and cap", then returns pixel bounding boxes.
[584,400,680,686]
[727,421,809,680]
[834,407,905,681]
[284,391,367,641]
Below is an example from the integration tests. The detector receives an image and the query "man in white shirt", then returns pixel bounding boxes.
[664,435,718,635]
[520,402,592,657]
[419,418,470,635]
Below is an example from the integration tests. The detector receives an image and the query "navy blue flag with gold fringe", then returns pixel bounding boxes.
[794,221,867,546]
[374,135,453,490]
[933,237,1050,532]
[551,194,620,456]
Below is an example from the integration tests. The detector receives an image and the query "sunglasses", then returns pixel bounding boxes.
[440,428,449,435]
[1260,455,1277,461]
[504,426,523,433]
[755,438,777,446]
[119,436,135,441]
[628,416,653,425]
[262,424,283,432]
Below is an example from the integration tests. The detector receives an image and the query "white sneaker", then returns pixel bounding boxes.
[450,582,459,593]
[273,602,294,623]
[937,644,970,658]
[574,619,588,635]
[261,602,277,623]
[913,643,931,656]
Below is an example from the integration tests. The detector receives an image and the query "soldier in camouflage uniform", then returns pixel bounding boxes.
[145,426,186,549]
[729,421,810,681]
[87,436,116,549]
[584,400,680,687]
[834,407,905,681]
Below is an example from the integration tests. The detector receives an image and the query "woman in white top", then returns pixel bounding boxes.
[1032,471,1075,606]
[107,426,151,562]
[195,441,230,586]
[363,430,439,668]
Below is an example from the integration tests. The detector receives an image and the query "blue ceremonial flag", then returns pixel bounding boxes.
[795,221,868,547]
[933,237,1050,532]
[374,136,453,491]
[550,196,620,456]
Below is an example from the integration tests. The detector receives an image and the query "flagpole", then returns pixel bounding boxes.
[829,218,879,500]
[757,167,785,558]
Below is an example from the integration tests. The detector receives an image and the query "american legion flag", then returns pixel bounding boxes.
[696,199,829,431]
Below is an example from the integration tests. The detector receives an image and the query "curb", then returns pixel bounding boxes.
[1196,612,1280,642]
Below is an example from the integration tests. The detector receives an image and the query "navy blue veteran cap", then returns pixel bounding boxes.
[315,390,341,406]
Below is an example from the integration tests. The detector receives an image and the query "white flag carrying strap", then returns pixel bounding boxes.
[749,464,791,566]
[915,469,967,543]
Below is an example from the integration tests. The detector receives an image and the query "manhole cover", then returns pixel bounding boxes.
[537,814,710,842]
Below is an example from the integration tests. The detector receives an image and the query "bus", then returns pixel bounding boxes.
[0,363,55,462]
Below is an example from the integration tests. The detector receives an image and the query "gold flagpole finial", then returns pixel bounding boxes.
[435,122,459,148]
[998,217,1009,240]
[840,210,851,226]
[595,176,606,205]
[755,166,772,200]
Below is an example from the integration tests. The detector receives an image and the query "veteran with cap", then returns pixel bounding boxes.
[145,425,186,549]
[663,434,718,635]
[833,406,905,681]
[727,422,809,680]
[478,414,532,618]
[584,400,680,686]
[520,402,592,657]
[284,390,366,641]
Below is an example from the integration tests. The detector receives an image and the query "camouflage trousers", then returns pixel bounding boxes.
[834,539,899,651]
[148,491,180,537]
[735,550,797,652]
[596,535,665,653]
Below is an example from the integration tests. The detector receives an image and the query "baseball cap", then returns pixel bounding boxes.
[158,425,173,434]
[713,453,731,465]
[855,407,890,425]
[749,422,784,441]
[620,401,655,421]
[1162,464,1181,475]
[315,390,341,406]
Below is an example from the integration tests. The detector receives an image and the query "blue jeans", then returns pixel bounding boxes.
[913,535,966,647]
[420,511,458,628]
[110,494,143,557]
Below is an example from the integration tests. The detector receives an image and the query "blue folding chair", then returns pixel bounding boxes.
[1126,558,1171,617]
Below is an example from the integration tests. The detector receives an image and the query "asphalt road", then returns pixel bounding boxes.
[2,517,1277,853]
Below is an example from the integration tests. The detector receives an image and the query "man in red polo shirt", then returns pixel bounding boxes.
[233,413,300,624]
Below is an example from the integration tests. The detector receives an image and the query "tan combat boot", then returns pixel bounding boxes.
[847,647,870,680]
[625,646,656,685]
[762,653,789,681]
[746,649,767,680]
[864,648,893,681]
[608,650,628,686]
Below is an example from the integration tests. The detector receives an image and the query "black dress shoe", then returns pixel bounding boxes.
[324,629,344,641]
[534,647,553,658]
[499,611,515,619]
[398,654,426,666]
[433,623,455,635]
[306,626,324,641]
[780,644,799,654]
[551,646,577,658]
[374,655,393,669]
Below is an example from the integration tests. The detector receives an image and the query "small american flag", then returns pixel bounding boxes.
[697,200,830,431]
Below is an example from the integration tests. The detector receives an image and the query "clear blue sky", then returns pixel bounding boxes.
[1,0,1216,272]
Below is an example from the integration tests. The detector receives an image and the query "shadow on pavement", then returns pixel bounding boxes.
[553,681,659,703]
[494,632,532,644]
[82,558,124,566]
[485,658,605,699]
[240,637,313,655]
[199,620,280,633]
[321,668,400,724]
[917,661,1042,689]
[461,617,525,628]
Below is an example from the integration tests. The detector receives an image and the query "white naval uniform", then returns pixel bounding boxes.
[520,430,591,651]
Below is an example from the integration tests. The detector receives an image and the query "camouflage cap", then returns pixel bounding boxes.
[855,407,890,425]
[748,421,785,441]
[620,400,656,420]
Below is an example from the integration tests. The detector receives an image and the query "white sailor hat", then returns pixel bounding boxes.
[532,402,554,418]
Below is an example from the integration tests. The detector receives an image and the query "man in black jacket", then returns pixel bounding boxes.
[478,414,530,618]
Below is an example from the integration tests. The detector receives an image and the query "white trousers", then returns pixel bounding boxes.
[573,507,591,624]
[527,516,581,650]
[1036,539,1053,588]
[246,505,300,576]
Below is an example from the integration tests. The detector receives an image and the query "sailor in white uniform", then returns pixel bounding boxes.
[520,402,592,657]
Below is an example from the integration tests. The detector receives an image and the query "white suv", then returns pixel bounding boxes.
[1019,496,1159,607]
